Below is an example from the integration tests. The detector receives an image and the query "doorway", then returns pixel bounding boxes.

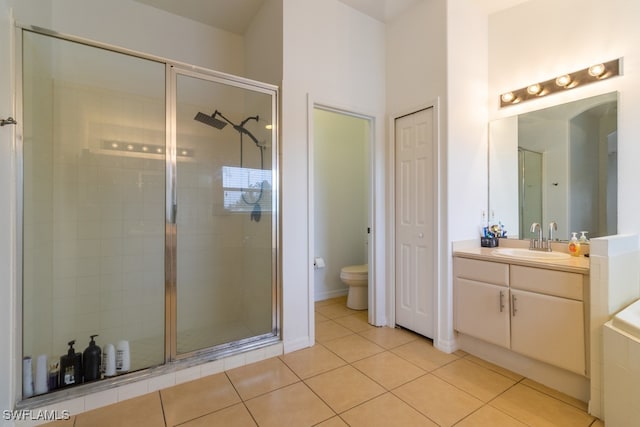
[312,106,373,309]
[394,107,436,339]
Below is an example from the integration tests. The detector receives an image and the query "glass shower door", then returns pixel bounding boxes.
[21,30,167,388]
[172,70,277,357]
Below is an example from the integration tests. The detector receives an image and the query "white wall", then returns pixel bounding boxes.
[281,0,386,350]
[489,0,640,236]
[444,0,489,351]
[313,109,368,301]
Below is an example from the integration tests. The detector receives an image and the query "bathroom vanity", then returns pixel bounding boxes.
[453,241,590,400]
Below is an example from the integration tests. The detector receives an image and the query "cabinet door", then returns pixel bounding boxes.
[510,289,585,375]
[454,278,510,348]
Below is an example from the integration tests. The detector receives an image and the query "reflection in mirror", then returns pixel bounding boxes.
[489,92,617,240]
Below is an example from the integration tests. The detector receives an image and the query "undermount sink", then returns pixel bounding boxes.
[491,247,572,261]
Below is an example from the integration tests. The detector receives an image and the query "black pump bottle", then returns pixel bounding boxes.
[83,335,102,382]
[59,340,82,387]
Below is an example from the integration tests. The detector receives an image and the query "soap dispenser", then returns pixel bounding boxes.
[59,340,82,387]
[83,335,102,382]
[568,232,581,257]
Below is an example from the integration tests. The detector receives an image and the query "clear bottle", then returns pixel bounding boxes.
[568,232,581,257]
[579,231,589,243]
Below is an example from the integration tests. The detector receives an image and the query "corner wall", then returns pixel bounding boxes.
[444,0,489,351]
[281,0,386,350]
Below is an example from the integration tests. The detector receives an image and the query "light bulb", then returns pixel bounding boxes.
[555,74,572,87]
[588,63,606,77]
[526,83,542,95]
[501,92,515,103]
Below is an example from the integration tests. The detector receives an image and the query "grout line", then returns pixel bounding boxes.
[156,390,168,427]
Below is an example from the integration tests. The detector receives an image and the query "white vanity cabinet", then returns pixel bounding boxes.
[510,265,586,375]
[454,255,587,376]
[454,258,510,348]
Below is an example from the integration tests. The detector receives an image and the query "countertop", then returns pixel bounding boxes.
[453,244,590,275]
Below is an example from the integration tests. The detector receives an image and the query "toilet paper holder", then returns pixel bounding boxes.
[314,257,325,270]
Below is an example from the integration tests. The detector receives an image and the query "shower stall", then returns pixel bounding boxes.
[18,27,279,400]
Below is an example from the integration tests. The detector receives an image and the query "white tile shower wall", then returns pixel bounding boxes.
[589,234,640,417]
[603,322,640,426]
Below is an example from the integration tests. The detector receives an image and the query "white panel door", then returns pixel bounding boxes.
[395,108,435,338]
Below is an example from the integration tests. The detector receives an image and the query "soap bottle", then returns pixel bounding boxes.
[102,343,116,377]
[59,340,82,387]
[568,232,581,257]
[116,340,130,374]
[83,335,102,382]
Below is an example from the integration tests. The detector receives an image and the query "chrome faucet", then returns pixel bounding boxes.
[548,221,557,245]
[529,222,542,249]
[529,221,556,251]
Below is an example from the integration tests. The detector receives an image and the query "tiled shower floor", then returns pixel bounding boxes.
[44,296,603,426]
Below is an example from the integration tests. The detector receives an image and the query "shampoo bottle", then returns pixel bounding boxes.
[83,335,102,382]
[568,232,581,257]
[59,340,82,387]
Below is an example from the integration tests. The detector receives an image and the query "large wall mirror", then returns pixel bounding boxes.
[489,92,617,241]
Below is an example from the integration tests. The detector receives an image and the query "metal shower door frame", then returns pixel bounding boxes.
[165,66,280,362]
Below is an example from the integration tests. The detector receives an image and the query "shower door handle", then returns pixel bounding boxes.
[171,203,178,224]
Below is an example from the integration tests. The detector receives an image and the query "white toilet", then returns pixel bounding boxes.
[340,264,368,310]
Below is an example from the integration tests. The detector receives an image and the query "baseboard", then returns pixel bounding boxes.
[314,288,348,302]
[283,336,313,354]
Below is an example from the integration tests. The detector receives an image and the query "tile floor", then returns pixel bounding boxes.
[44,296,604,426]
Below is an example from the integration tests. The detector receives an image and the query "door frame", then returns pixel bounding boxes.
[307,95,383,343]
[388,99,442,342]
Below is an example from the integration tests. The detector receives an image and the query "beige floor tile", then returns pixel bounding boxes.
[490,384,595,427]
[358,326,418,349]
[323,334,385,363]
[305,365,385,413]
[334,313,376,332]
[315,296,348,307]
[316,303,358,319]
[455,405,527,427]
[160,373,241,426]
[315,320,354,343]
[245,382,334,427]
[521,378,588,411]
[179,403,257,427]
[352,351,426,389]
[591,419,605,427]
[75,392,164,427]
[432,358,516,402]
[393,374,483,427]
[226,357,300,400]
[454,349,469,357]
[464,354,524,381]
[391,339,458,372]
[280,344,346,379]
[315,416,349,426]
[316,311,330,322]
[341,392,438,426]
[41,418,75,427]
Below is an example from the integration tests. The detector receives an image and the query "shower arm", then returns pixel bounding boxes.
[214,111,263,149]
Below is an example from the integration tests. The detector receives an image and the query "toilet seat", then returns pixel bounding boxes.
[340,264,368,281]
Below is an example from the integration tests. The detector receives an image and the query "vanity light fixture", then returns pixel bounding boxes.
[499,58,622,108]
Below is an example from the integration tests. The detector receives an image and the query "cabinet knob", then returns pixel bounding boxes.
[418,232,424,238]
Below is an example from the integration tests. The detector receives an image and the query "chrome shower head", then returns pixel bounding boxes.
[194,111,227,129]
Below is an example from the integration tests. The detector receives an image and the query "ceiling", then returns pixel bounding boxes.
[133,0,532,35]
